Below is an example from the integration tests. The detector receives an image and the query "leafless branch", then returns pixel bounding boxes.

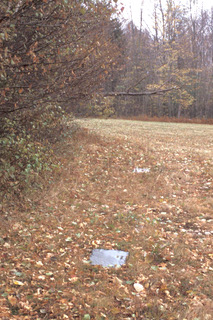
[105,86,178,97]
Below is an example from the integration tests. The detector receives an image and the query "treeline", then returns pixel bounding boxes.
[105,0,213,119]
[0,0,123,200]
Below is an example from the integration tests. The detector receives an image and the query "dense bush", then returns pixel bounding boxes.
[0,105,73,202]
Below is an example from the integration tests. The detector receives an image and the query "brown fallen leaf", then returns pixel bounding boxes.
[111,307,121,314]
[8,295,18,306]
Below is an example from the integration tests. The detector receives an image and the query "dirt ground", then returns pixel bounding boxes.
[1,118,212,319]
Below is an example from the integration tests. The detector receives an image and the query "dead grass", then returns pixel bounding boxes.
[0,119,212,319]
[121,115,213,125]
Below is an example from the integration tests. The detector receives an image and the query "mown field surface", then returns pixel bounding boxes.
[1,119,213,319]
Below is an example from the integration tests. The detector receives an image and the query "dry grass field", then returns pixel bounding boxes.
[1,118,213,319]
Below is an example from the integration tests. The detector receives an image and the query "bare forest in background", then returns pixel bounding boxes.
[102,0,213,119]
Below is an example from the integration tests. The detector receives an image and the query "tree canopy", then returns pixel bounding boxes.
[0,0,122,116]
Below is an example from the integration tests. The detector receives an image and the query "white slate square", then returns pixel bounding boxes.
[90,249,129,267]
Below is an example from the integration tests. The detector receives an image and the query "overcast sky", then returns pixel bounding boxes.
[118,0,213,29]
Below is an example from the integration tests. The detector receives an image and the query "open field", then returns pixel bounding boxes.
[1,119,213,319]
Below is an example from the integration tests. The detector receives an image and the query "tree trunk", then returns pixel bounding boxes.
[178,105,182,118]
